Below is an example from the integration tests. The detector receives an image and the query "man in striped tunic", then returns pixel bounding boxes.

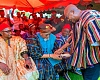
[54,4,100,80]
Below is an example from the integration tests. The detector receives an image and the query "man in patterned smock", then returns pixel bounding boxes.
[0,23,39,80]
[55,4,100,80]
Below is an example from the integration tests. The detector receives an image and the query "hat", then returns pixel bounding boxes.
[0,23,10,31]
[38,23,52,30]
[63,24,71,30]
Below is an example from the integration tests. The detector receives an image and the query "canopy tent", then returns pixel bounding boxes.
[0,0,44,12]
[0,0,80,12]
[0,0,100,12]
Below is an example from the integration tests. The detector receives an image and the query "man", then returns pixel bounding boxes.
[26,23,70,80]
[56,24,72,52]
[55,4,100,80]
[44,10,65,35]
[11,5,23,31]
[86,4,93,10]
[0,23,39,80]
[0,10,11,25]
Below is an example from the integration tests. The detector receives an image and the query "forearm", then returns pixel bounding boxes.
[60,42,70,50]
[0,62,3,69]
[41,54,50,58]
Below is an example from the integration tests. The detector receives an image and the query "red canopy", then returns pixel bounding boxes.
[0,0,100,12]
[34,0,80,12]
[0,0,44,12]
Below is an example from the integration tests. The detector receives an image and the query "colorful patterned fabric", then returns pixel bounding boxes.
[0,36,39,80]
[71,10,100,68]
[26,33,59,80]
[56,32,71,52]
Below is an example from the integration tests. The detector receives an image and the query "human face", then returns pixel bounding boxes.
[62,28,70,37]
[30,26,35,32]
[40,28,51,39]
[67,11,79,23]
[40,32,50,39]
[29,25,36,34]
[1,27,12,40]
[17,12,21,18]
[19,24,24,30]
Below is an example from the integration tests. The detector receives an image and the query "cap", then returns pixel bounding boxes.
[0,23,10,31]
[63,24,71,30]
[38,23,52,30]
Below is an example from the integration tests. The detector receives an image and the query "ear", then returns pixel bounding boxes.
[0,32,3,36]
[70,10,74,14]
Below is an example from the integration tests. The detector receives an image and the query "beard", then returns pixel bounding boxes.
[7,35,12,39]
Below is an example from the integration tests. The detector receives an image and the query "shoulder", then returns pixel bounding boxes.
[50,33,56,38]
[11,36,25,41]
[26,36,38,44]
[55,32,62,38]
[0,37,4,42]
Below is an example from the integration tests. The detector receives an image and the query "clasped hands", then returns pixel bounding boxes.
[24,57,32,69]
[0,62,11,75]
[53,48,71,60]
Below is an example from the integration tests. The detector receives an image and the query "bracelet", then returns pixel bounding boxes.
[49,54,51,58]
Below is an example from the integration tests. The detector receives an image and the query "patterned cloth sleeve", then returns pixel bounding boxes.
[86,19,100,45]
[26,37,43,59]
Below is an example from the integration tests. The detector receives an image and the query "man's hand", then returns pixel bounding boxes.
[54,48,64,55]
[24,58,32,69]
[50,54,62,60]
[60,53,71,58]
[0,62,10,75]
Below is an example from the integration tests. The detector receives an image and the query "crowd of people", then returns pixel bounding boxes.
[0,3,100,80]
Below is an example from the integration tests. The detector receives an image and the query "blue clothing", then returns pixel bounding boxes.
[26,33,60,80]
[37,33,61,66]
[81,63,100,80]
[56,32,71,52]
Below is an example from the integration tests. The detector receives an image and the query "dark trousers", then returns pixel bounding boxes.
[81,63,100,80]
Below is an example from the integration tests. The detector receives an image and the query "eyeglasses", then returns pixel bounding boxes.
[45,33,50,36]
[41,32,50,37]
[2,30,12,33]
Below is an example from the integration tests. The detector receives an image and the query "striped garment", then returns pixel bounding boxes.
[71,10,100,68]
[56,32,71,52]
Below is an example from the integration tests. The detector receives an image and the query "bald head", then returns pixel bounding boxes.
[64,4,81,23]
[64,4,78,17]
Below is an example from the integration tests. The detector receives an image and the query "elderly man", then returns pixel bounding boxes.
[0,23,39,80]
[55,4,100,80]
[26,23,70,80]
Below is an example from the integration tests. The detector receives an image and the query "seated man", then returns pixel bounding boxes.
[26,23,70,80]
[0,23,39,80]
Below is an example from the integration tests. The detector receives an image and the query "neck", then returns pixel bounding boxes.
[1,36,9,41]
[75,10,82,22]
[78,10,82,18]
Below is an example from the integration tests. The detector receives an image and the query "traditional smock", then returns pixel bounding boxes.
[0,36,39,80]
[70,10,100,68]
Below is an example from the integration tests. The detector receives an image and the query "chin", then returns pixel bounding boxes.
[72,20,77,23]
[8,36,12,39]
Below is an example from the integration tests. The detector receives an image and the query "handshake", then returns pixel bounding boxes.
[59,53,71,58]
